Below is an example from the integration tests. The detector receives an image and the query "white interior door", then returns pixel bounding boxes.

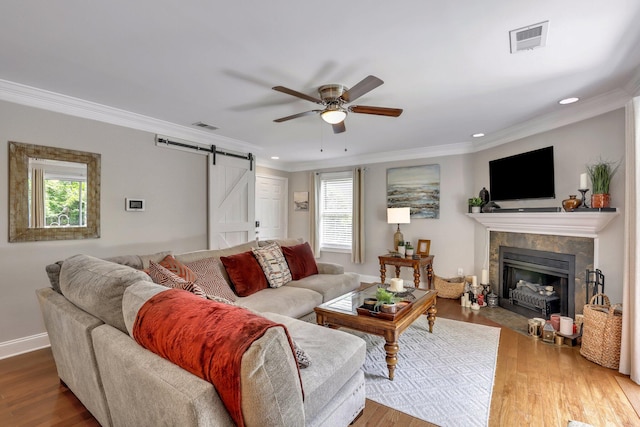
[255,174,288,241]
[208,153,255,249]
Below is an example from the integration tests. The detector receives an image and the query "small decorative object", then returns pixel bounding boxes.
[578,188,590,208]
[471,302,480,310]
[374,287,398,312]
[482,201,501,213]
[362,298,377,310]
[481,269,489,285]
[479,187,490,205]
[528,319,542,338]
[416,239,431,257]
[293,191,309,211]
[542,321,555,343]
[555,335,564,346]
[381,302,397,314]
[405,242,414,257]
[586,159,620,208]
[486,292,498,307]
[477,294,485,306]
[387,207,411,251]
[560,316,574,335]
[397,241,406,256]
[550,313,561,331]
[562,195,582,211]
[389,278,404,292]
[469,197,483,213]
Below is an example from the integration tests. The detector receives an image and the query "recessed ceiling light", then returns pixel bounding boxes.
[559,97,579,105]
[270,156,280,160]
[472,133,485,138]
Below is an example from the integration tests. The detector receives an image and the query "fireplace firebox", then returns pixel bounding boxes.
[499,246,575,319]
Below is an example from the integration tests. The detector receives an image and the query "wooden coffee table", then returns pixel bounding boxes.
[314,284,437,380]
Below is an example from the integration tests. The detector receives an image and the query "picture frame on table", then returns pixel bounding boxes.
[417,239,431,257]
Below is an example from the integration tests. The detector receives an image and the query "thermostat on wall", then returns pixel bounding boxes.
[125,198,145,211]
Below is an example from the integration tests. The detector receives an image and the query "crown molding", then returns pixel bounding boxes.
[0,78,632,173]
[471,88,630,152]
[0,79,261,153]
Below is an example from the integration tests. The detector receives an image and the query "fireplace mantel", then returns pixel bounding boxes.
[467,211,619,238]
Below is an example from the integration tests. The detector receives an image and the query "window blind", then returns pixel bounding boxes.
[318,172,353,251]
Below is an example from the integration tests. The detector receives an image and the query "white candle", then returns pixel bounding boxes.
[481,269,489,285]
[580,173,588,190]
[471,275,477,286]
[389,278,404,292]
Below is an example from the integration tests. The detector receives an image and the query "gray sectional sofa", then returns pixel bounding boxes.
[37,239,365,427]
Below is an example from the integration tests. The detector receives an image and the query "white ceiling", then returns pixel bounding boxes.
[2,1,640,171]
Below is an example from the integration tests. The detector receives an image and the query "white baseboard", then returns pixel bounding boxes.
[0,333,50,360]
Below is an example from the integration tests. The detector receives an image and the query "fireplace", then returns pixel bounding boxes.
[499,246,575,319]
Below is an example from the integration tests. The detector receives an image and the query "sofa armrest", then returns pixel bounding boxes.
[316,262,344,275]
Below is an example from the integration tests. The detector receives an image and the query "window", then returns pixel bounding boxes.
[317,171,353,252]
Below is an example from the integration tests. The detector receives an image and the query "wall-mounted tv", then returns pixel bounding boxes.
[489,146,555,201]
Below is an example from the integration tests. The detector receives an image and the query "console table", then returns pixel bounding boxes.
[378,254,434,289]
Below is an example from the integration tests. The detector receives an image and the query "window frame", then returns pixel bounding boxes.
[316,170,353,253]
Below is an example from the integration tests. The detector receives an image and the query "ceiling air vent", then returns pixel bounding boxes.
[192,121,219,131]
[509,21,549,53]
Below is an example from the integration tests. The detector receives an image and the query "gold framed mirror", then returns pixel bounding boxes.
[9,141,101,242]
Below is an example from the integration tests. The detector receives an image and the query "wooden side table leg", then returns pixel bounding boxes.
[380,262,386,284]
[427,263,434,289]
[413,265,420,288]
[395,266,401,278]
[427,303,437,333]
[384,340,399,381]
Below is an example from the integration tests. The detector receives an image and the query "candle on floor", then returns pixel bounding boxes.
[481,269,489,285]
[471,275,477,286]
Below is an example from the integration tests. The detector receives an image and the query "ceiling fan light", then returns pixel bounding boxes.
[321,108,347,124]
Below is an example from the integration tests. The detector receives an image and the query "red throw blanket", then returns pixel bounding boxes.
[132,289,303,427]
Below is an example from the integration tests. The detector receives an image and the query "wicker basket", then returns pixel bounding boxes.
[580,293,623,369]
[433,275,466,299]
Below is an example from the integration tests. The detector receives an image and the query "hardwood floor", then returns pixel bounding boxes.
[1,298,637,426]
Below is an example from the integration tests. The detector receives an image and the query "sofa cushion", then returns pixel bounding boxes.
[148,261,206,298]
[129,287,305,427]
[286,272,360,303]
[261,312,366,422]
[174,241,258,265]
[157,254,197,282]
[235,286,323,318]
[59,254,152,333]
[258,237,304,247]
[252,242,292,288]
[184,257,237,302]
[282,242,318,280]
[220,251,268,297]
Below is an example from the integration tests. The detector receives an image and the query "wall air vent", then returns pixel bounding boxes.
[510,21,549,53]
[192,121,219,131]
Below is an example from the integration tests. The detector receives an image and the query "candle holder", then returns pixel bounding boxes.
[578,188,590,208]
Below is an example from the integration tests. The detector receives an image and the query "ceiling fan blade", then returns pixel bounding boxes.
[332,121,346,134]
[341,75,383,103]
[273,110,320,122]
[272,86,323,104]
[349,105,403,117]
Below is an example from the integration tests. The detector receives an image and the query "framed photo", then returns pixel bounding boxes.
[294,191,309,211]
[417,239,431,256]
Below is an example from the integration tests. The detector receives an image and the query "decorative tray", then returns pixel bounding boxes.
[356,300,412,320]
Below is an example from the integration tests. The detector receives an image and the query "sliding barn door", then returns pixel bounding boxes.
[207,153,255,249]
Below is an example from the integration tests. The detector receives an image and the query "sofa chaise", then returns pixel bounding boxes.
[37,239,365,427]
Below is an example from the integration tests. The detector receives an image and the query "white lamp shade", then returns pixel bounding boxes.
[387,207,411,224]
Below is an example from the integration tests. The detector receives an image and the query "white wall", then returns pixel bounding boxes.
[288,154,477,284]
[0,100,209,349]
[471,108,626,303]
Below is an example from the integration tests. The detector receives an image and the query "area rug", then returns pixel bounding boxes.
[345,317,500,427]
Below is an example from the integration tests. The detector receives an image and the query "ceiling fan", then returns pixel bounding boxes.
[272,75,403,134]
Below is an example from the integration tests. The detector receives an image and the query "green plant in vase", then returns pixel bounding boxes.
[375,287,399,312]
[586,159,620,208]
[469,197,483,213]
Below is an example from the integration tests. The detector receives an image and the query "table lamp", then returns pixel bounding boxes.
[387,207,411,251]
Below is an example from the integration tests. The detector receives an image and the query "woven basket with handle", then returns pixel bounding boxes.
[433,275,466,299]
[580,293,623,369]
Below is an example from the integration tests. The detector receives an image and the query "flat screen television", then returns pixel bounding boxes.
[489,146,555,201]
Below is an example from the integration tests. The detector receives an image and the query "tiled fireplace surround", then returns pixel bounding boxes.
[471,211,619,318]
[489,231,593,316]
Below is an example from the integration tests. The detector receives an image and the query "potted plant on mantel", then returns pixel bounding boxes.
[586,159,620,208]
[469,197,484,213]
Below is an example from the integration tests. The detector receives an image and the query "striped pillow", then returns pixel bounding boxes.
[148,261,206,298]
[252,242,292,288]
[158,255,197,282]
[184,257,237,301]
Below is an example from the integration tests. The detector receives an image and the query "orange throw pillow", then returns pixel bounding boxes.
[282,242,318,280]
[158,255,197,282]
